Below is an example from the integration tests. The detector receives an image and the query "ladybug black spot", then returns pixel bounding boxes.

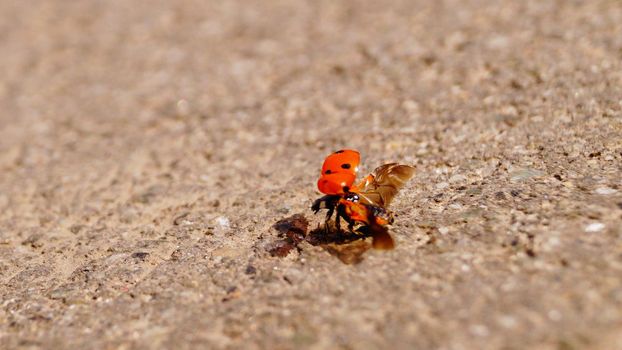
[341,163,351,169]
[334,150,345,154]
[343,186,350,192]
[325,170,332,174]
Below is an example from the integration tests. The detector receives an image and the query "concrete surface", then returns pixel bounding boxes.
[1,0,621,349]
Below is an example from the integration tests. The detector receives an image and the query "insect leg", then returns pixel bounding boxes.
[336,204,356,233]
[312,195,339,214]
[325,205,334,222]
[311,197,324,213]
[335,212,341,232]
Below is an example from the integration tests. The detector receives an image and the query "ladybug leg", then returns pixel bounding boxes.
[311,197,324,214]
[326,201,336,232]
[335,203,346,232]
[325,205,334,222]
[335,212,341,232]
[336,204,356,233]
[324,207,334,234]
[312,195,339,214]
[346,215,358,233]
[324,203,339,234]
[312,195,340,233]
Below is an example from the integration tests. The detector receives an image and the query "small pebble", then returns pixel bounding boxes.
[216,216,230,229]
[176,99,191,116]
[498,315,517,329]
[469,324,489,337]
[594,187,617,195]
[409,273,421,282]
[449,174,467,183]
[509,168,545,182]
[585,222,605,233]
[277,205,291,214]
[131,252,149,261]
[245,265,256,275]
[435,182,449,190]
[548,309,562,321]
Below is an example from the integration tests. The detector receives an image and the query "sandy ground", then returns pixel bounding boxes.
[1,0,622,349]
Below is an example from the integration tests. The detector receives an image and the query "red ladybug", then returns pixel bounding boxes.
[316,149,360,195]
[312,150,415,249]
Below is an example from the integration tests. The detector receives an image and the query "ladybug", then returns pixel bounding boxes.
[312,150,415,249]
[316,149,360,195]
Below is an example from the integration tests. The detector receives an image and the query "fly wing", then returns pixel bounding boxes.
[356,163,415,208]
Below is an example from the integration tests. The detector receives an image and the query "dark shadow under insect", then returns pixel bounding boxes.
[267,214,374,264]
[306,224,373,265]
[305,222,368,246]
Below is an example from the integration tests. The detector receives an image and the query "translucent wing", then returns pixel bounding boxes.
[355,163,415,208]
[371,224,395,250]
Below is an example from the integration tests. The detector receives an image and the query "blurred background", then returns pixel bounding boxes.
[1,0,621,348]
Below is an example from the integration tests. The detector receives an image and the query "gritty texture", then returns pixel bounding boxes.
[1,0,622,349]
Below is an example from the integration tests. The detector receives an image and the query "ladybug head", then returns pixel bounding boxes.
[344,193,360,203]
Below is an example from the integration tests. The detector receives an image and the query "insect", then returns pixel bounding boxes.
[311,150,415,249]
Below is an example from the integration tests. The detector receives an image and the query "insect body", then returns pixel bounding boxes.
[312,150,415,249]
[316,149,360,195]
